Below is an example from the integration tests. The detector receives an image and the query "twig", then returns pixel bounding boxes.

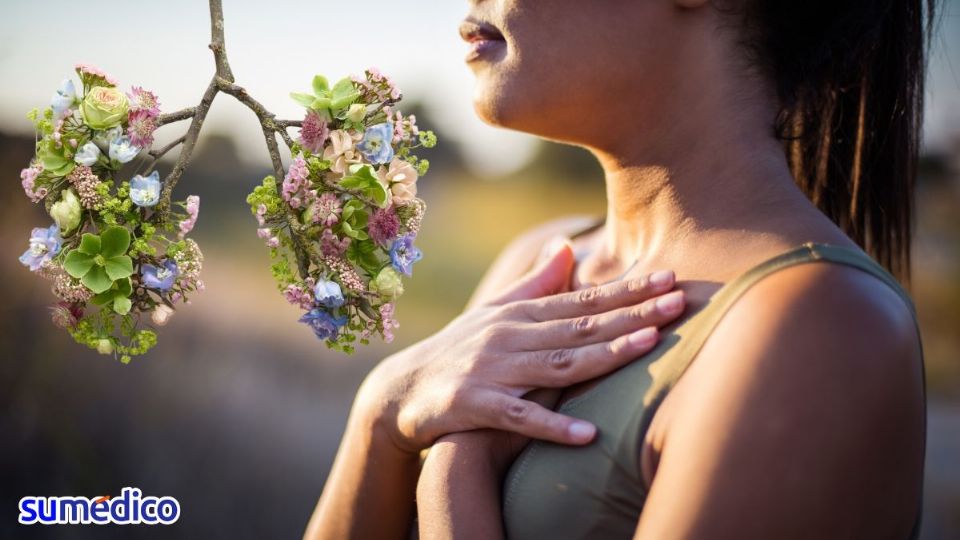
[156,107,196,127]
[148,134,187,161]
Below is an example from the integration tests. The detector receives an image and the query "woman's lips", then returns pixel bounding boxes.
[459,19,507,63]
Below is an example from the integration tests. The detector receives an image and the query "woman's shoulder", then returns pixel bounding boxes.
[466,215,601,309]
[645,260,925,537]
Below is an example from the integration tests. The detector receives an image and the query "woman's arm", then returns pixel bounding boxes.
[303,232,683,539]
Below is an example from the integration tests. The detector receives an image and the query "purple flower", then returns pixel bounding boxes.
[369,206,400,246]
[299,110,329,153]
[141,259,179,291]
[19,224,62,272]
[299,308,348,341]
[389,234,423,276]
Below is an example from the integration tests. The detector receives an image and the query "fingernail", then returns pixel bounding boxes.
[568,421,596,442]
[627,327,657,347]
[656,291,684,315]
[649,270,674,287]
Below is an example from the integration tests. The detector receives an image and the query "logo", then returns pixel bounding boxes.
[18,487,180,525]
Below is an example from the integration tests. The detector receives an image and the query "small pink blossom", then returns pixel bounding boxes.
[256,204,268,226]
[320,228,350,258]
[281,155,311,209]
[75,63,119,86]
[21,164,45,203]
[311,192,341,226]
[178,195,200,238]
[127,109,158,147]
[369,206,400,245]
[298,110,329,154]
[128,86,161,116]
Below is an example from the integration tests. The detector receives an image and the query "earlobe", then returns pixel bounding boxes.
[675,0,709,9]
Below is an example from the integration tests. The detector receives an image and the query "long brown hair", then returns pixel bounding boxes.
[739,0,937,283]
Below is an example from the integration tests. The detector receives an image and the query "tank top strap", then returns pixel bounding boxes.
[643,241,919,406]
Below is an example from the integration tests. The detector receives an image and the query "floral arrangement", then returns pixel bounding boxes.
[18,64,203,363]
[247,69,436,353]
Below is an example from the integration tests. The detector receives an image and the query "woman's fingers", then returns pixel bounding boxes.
[511,325,662,389]
[517,289,685,350]
[512,270,676,322]
[475,390,599,445]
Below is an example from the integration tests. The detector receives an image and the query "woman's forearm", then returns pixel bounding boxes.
[303,400,420,540]
[416,437,507,540]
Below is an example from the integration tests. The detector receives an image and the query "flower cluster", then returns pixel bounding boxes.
[17,65,203,363]
[247,70,435,353]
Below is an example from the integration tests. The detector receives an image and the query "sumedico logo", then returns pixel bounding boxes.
[18,487,180,525]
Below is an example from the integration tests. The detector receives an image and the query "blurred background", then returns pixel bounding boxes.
[1,1,958,538]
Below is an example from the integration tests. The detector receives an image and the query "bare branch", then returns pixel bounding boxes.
[156,107,196,127]
[150,0,311,278]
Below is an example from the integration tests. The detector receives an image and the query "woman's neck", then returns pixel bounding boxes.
[584,94,823,277]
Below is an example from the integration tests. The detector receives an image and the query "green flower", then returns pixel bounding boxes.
[38,138,76,177]
[81,86,129,130]
[64,226,135,314]
[370,267,404,301]
[290,75,359,121]
[49,188,83,233]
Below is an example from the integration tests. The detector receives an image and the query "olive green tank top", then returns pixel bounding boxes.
[501,227,926,539]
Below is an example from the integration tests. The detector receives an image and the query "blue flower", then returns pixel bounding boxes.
[51,79,76,119]
[109,135,141,164]
[74,141,101,166]
[389,234,423,277]
[19,224,62,272]
[357,122,395,165]
[130,171,161,207]
[313,279,345,309]
[299,308,349,341]
[141,259,178,291]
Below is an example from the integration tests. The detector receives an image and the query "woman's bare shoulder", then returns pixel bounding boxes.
[639,262,924,538]
[465,215,600,309]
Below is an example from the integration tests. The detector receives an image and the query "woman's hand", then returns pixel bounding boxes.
[357,241,685,455]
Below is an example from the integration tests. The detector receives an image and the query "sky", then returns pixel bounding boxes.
[1,0,959,175]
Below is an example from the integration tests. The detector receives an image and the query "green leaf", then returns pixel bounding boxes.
[78,233,101,256]
[81,265,113,294]
[92,291,112,306]
[368,182,389,207]
[63,250,95,278]
[290,92,315,107]
[338,176,368,190]
[99,226,130,258]
[310,97,332,111]
[312,75,330,95]
[116,277,132,296]
[103,255,133,281]
[112,296,132,315]
[330,78,360,110]
[353,164,379,183]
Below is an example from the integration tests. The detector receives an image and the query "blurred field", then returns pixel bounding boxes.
[1,127,958,539]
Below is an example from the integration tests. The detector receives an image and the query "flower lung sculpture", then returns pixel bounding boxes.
[19,65,203,363]
[16,0,434,361]
[248,71,435,353]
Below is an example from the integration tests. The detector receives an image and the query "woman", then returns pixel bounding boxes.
[305,0,932,538]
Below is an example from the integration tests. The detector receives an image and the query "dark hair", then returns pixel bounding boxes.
[739,0,937,283]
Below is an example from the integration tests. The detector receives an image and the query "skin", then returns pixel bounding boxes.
[307,0,926,538]
[416,0,925,539]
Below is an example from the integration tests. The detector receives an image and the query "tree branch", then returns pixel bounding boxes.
[151,0,310,277]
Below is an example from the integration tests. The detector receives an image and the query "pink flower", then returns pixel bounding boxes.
[311,192,341,226]
[128,86,161,116]
[256,204,268,226]
[127,109,157,147]
[369,206,400,245]
[320,228,350,258]
[299,110,329,154]
[178,195,200,238]
[21,164,45,203]
[281,155,311,208]
[377,158,419,205]
[380,303,399,343]
[74,63,119,86]
[322,130,362,174]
